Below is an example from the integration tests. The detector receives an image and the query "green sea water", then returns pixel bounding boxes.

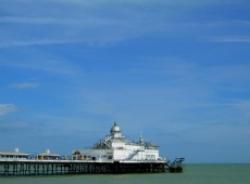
[0,164,250,184]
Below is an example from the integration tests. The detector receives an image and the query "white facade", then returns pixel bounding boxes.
[0,150,29,160]
[73,123,163,161]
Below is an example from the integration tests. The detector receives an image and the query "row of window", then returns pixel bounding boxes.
[73,154,113,160]
[0,155,28,159]
[145,155,156,159]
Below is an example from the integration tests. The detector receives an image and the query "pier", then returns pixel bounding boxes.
[0,160,169,176]
[0,123,184,176]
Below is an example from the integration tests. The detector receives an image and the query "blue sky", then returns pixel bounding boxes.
[0,0,250,163]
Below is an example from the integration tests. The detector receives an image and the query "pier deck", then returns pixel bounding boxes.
[0,159,169,176]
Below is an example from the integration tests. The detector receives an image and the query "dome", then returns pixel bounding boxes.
[111,122,121,133]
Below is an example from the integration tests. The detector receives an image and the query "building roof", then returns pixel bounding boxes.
[37,149,60,157]
[0,151,30,156]
[110,122,121,133]
[92,123,158,150]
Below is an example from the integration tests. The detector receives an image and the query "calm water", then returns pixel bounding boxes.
[0,164,250,184]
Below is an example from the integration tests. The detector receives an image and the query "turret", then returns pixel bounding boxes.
[110,122,122,138]
[138,136,144,145]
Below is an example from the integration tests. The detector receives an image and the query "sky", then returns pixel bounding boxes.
[0,0,250,163]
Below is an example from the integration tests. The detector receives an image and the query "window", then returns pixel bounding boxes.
[108,156,113,159]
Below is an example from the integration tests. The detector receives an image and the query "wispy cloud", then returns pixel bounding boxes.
[1,0,238,48]
[0,39,89,48]
[209,36,250,43]
[0,0,248,50]
[0,16,82,25]
[18,0,241,7]
[9,81,40,89]
[0,121,29,133]
[0,104,18,116]
[0,59,81,77]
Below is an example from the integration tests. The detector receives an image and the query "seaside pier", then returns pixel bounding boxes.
[0,123,184,176]
[0,160,168,176]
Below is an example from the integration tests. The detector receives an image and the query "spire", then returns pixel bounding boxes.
[110,122,122,138]
[111,122,120,132]
[139,135,144,144]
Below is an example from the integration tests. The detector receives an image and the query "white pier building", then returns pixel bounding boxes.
[73,122,163,162]
[0,122,184,175]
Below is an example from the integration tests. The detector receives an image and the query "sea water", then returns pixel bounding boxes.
[0,164,250,184]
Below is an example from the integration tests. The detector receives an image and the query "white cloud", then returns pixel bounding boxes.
[210,36,250,43]
[0,39,88,48]
[0,104,18,116]
[0,59,81,77]
[0,16,80,25]
[0,0,238,48]
[9,81,40,89]
[0,0,248,49]
[25,0,241,7]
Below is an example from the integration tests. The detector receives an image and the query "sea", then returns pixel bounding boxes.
[0,164,250,184]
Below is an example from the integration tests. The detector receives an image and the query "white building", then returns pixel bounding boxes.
[0,148,29,160]
[73,122,163,161]
[37,149,61,160]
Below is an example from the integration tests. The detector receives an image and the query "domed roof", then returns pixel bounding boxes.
[111,122,121,133]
